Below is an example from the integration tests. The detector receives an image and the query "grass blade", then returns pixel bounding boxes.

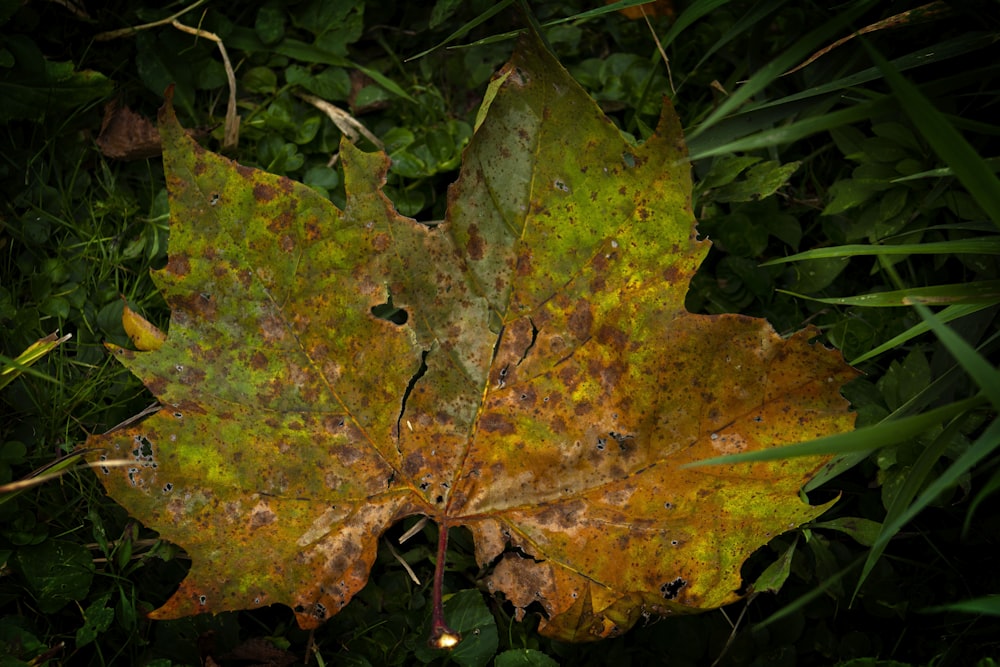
[761,237,1000,265]
[685,0,791,88]
[688,97,891,160]
[683,394,985,467]
[850,303,995,365]
[778,281,1000,307]
[914,303,1000,410]
[852,412,969,600]
[741,32,996,115]
[921,595,1000,616]
[685,0,877,140]
[404,0,514,61]
[0,332,71,390]
[865,40,1000,229]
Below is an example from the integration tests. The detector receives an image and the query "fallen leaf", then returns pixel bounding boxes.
[96,100,162,160]
[96,99,211,161]
[84,32,857,642]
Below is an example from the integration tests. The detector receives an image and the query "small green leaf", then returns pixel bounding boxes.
[15,539,95,613]
[810,517,882,547]
[255,5,286,45]
[243,66,277,94]
[823,179,885,215]
[76,593,114,648]
[789,257,850,294]
[430,0,464,28]
[699,155,761,190]
[303,165,340,191]
[0,35,112,122]
[753,538,797,595]
[711,160,800,203]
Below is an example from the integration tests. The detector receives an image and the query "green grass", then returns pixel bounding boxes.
[2,1,999,665]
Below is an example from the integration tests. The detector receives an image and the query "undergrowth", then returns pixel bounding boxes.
[1,1,998,665]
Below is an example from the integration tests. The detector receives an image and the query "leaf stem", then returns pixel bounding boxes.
[428,522,461,649]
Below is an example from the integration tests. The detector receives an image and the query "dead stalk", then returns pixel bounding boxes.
[296,93,384,150]
[92,0,239,150]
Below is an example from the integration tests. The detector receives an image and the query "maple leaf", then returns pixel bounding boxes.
[85,32,857,643]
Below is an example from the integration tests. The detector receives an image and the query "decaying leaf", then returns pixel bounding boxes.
[96,99,210,161]
[84,32,857,642]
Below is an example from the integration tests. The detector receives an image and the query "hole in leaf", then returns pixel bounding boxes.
[397,350,429,438]
[371,292,408,325]
[660,578,686,600]
[609,431,634,452]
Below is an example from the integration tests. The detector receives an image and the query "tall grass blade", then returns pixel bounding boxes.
[865,41,1000,229]
[913,303,1000,410]
[858,307,1000,597]
[684,394,985,467]
[921,595,1000,616]
[850,303,995,365]
[686,0,877,140]
[742,32,996,114]
[688,97,891,159]
[685,0,791,88]
[778,281,1000,307]
[852,413,969,600]
[761,238,1000,264]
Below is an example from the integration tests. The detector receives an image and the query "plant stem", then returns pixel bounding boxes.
[428,522,461,649]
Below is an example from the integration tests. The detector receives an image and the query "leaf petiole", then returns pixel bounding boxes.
[428,523,461,649]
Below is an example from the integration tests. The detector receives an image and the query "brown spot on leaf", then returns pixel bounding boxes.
[480,413,515,435]
[268,210,294,234]
[333,445,361,466]
[466,224,485,261]
[259,314,286,342]
[250,502,277,529]
[251,351,268,369]
[167,253,191,277]
[567,301,593,340]
[175,291,218,321]
[305,220,322,240]
[254,183,277,201]
[402,451,425,477]
[373,232,391,252]
[595,324,627,348]
[516,252,533,277]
